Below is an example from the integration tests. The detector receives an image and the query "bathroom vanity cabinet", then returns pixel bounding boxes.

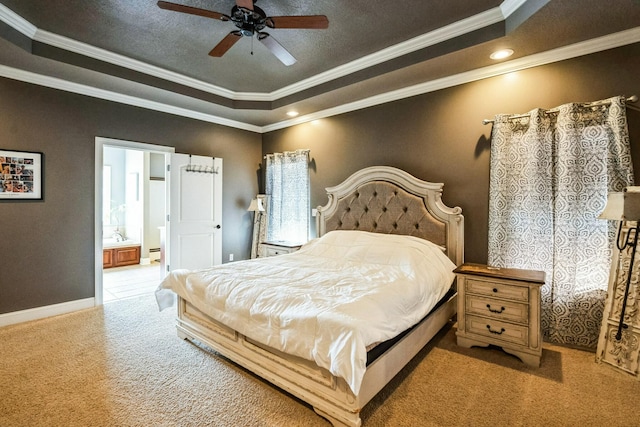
[103,245,141,269]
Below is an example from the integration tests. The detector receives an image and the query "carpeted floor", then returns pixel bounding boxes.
[1,295,638,427]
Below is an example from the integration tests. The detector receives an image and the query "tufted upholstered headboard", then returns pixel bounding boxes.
[316,166,464,266]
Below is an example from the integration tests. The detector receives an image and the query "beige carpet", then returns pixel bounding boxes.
[1,295,638,427]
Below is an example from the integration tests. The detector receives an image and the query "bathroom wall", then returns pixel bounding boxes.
[145,152,166,260]
[123,148,143,243]
[103,146,126,239]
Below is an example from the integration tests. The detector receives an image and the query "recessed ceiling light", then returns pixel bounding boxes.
[287,111,299,117]
[490,49,514,60]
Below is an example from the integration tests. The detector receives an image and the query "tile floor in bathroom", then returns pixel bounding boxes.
[103,262,163,302]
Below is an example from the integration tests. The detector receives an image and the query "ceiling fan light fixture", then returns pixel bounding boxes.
[490,49,514,60]
[158,0,329,66]
[231,4,266,36]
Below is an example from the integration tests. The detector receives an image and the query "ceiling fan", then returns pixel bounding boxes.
[157,0,329,66]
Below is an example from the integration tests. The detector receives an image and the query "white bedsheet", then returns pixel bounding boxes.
[156,230,455,395]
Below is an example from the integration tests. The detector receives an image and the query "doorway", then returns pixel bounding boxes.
[94,137,175,305]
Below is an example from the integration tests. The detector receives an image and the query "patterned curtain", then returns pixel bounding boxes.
[488,96,634,348]
[264,149,310,247]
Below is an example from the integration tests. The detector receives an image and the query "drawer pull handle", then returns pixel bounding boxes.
[486,304,505,314]
[492,288,498,293]
[486,325,505,335]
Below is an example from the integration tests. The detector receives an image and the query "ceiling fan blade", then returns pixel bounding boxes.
[258,33,296,66]
[266,15,329,29]
[235,0,254,11]
[157,1,229,21]
[209,31,243,57]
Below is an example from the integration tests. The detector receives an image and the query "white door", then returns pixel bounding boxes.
[168,154,222,272]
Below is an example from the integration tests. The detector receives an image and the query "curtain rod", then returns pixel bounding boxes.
[482,95,638,125]
[264,149,310,159]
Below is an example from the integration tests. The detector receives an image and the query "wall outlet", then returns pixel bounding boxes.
[312,209,318,217]
[229,253,234,261]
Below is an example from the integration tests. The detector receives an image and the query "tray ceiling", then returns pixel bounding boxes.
[0,0,639,132]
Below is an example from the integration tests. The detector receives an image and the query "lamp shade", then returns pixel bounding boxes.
[599,187,640,221]
[247,198,265,212]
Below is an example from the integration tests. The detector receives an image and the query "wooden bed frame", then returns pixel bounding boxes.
[173,166,464,427]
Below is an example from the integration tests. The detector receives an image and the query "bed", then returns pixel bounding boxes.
[156,166,464,427]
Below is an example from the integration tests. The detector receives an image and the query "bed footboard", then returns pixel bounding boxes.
[174,292,456,427]
[177,296,362,426]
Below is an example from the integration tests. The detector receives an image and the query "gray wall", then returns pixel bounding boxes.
[262,43,640,264]
[0,79,262,314]
[2,42,639,315]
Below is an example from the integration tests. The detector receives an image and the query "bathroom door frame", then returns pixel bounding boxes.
[94,137,175,306]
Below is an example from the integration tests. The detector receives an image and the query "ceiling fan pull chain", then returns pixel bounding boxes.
[251,35,254,55]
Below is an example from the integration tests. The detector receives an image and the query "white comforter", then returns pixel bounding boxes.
[156,230,456,395]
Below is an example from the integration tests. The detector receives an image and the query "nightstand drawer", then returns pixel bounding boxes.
[465,295,529,324]
[465,315,529,347]
[465,278,529,302]
[264,247,288,257]
[261,241,303,257]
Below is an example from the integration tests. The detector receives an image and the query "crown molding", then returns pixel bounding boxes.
[268,6,505,100]
[500,0,531,18]
[0,1,512,102]
[0,64,261,133]
[273,0,537,100]
[261,27,640,132]
[1,2,638,134]
[1,28,637,135]
[33,29,239,100]
[0,2,36,37]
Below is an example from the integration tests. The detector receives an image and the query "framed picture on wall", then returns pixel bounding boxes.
[0,149,43,200]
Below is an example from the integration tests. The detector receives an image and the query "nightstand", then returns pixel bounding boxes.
[261,241,303,257]
[454,263,545,367]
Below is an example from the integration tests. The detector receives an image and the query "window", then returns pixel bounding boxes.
[265,150,310,243]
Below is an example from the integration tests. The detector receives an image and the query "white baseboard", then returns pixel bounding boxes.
[0,298,95,328]
[140,257,151,265]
